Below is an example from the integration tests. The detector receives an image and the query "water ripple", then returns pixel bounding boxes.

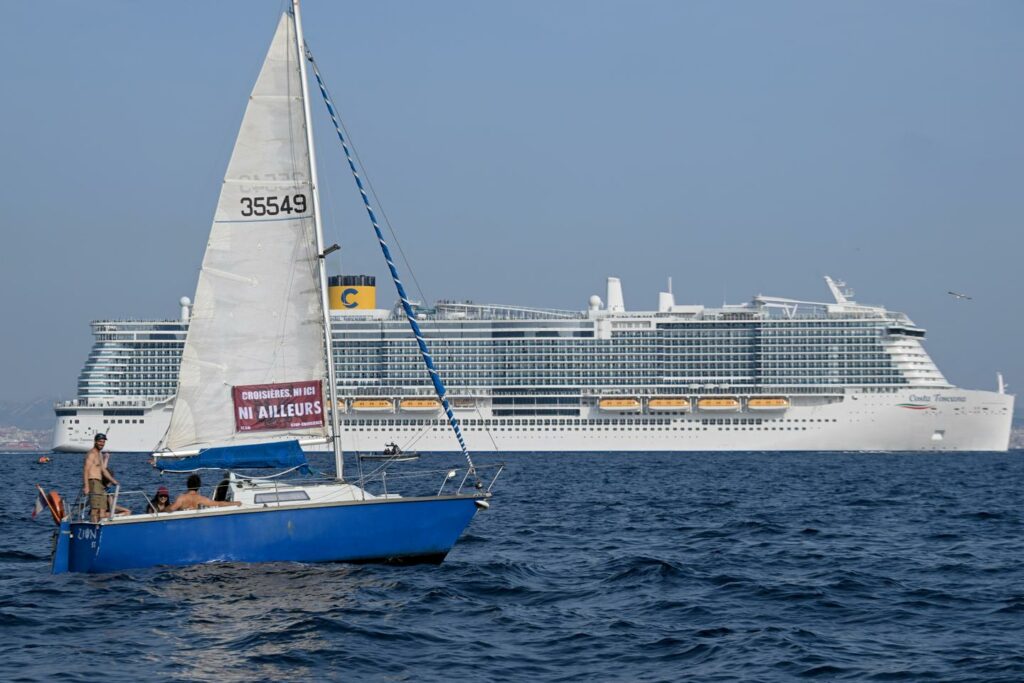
[1,450,1022,681]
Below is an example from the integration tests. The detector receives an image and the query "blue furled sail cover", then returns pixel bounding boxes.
[159,439,309,472]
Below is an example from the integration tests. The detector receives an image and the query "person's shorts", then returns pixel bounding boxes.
[88,479,108,513]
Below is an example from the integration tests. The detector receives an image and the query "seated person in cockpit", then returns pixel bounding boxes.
[169,474,242,512]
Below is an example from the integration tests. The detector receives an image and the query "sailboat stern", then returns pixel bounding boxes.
[50,520,72,575]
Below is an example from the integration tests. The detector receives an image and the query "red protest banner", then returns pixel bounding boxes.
[232,380,325,433]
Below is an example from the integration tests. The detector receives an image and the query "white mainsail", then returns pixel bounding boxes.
[161,12,328,453]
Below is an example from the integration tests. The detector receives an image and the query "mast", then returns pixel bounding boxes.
[292,0,344,480]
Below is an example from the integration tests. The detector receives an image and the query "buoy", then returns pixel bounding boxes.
[37,456,50,464]
[47,491,65,525]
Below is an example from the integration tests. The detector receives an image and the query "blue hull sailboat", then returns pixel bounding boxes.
[51,1,496,575]
[53,487,482,573]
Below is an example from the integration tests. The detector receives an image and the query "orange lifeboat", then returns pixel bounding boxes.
[648,398,691,412]
[697,397,741,412]
[747,396,790,411]
[351,398,394,413]
[400,398,442,413]
[599,397,642,412]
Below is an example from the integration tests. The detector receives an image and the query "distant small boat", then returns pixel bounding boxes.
[360,453,420,462]
[37,456,51,464]
[359,443,420,462]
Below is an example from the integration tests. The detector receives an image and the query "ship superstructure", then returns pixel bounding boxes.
[53,276,1014,453]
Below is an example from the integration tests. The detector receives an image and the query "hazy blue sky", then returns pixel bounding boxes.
[1,1,1021,405]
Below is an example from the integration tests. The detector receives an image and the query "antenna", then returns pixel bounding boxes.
[824,275,852,304]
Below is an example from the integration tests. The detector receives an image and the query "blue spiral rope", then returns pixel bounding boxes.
[305,48,474,472]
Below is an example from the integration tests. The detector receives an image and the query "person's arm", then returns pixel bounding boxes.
[197,495,241,508]
[99,459,118,487]
[168,496,184,512]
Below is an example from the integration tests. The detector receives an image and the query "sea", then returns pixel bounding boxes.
[2,449,1022,682]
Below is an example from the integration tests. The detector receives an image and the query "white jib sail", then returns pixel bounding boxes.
[161,12,328,452]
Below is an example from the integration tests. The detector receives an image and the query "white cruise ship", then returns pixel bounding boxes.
[53,275,1014,453]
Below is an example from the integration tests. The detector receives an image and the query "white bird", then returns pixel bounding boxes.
[947,291,972,300]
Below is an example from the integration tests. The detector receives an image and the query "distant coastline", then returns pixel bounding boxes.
[0,398,55,451]
[0,427,50,451]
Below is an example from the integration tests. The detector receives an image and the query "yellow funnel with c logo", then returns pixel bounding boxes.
[328,275,376,310]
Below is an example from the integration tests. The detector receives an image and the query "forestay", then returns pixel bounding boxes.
[161,13,327,453]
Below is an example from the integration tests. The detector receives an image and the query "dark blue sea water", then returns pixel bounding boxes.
[2,450,1022,682]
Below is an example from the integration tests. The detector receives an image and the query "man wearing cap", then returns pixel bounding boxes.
[83,433,118,522]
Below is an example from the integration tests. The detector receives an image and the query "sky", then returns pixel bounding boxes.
[1,1,1022,406]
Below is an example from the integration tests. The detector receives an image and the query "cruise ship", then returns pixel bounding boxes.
[53,275,1014,453]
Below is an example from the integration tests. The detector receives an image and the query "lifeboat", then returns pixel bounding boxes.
[351,398,394,412]
[452,397,477,410]
[400,398,441,413]
[697,397,741,412]
[648,397,691,412]
[747,396,789,411]
[599,397,642,412]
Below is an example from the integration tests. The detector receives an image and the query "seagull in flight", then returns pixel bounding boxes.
[947,291,972,301]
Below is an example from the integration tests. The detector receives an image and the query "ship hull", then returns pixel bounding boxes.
[54,388,1013,453]
[53,401,173,453]
[52,495,481,574]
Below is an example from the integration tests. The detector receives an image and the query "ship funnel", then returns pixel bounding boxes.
[179,297,192,323]
[658,291,675,312]
[329,275,377,311]
[606,277,625,313]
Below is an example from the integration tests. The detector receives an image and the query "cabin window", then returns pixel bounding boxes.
[254,490,311,504]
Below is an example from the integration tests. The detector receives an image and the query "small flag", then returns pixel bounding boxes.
[32,485,48,520]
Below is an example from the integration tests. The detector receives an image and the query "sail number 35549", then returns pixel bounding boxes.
[239,194,307,217]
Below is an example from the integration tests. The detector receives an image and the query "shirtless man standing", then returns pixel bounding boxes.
[169,474,242,512]
[83,433,118,522]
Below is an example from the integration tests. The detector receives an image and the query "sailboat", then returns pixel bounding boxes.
[50,1,497,574]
